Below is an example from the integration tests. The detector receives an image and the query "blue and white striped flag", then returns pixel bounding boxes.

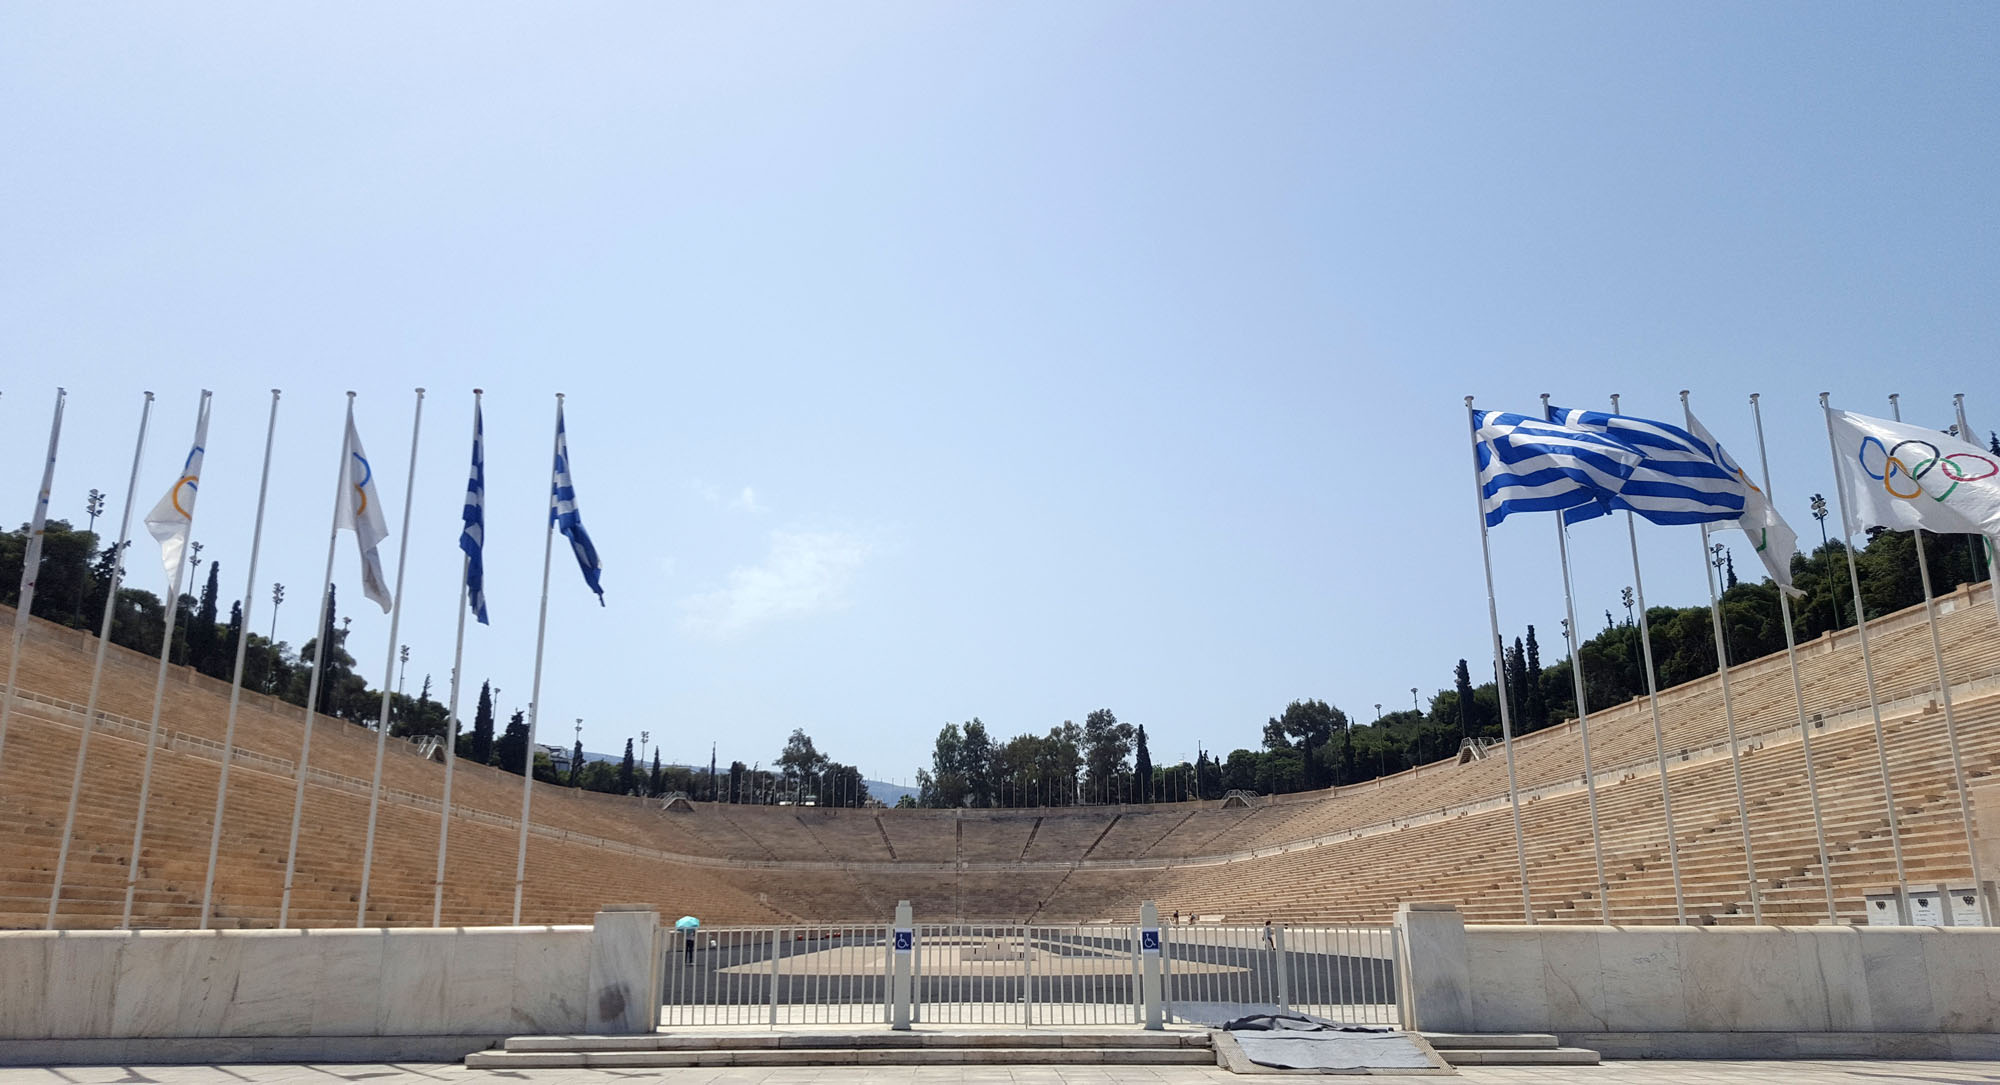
[1473,409,1639,527]
[459,399,489,625]
[1545,405,1746,526]
[552,402,604,604]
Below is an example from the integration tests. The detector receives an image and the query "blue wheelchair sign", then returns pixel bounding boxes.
[894,929,913,953]
[1141,928,1160,953]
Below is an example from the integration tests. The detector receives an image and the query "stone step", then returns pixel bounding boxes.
[502,1030,1210,1052]
[1422,1031,1560,1049]
[1439,1047,1602,1066]
[468,1047,1216,1069]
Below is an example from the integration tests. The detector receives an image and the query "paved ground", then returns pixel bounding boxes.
[9,1062,2000,1083]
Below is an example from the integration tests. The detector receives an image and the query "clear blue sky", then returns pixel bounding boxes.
[4,2,1997,783]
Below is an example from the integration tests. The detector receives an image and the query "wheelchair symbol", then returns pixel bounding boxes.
[1141,929,1160,952]
[894,930,913,952]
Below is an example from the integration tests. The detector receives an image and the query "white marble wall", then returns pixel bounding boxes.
[0,925,592,1040]
[1396,909,2000,1035]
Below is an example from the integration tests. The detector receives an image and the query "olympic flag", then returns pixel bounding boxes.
[1545,406,1745,527]
[1684,408,1801,595]
[336,412,394,612]
[1473,409,1638,527]
[1827,407,2000,544]
[143,392,212,590]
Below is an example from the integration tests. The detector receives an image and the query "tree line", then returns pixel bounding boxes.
[904,525,1993,807]
[8,507,1994,810]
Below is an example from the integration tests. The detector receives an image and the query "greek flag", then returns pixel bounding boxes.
[1473,409,1638,527]
[1545,405,1746,527]
[552,402,604,603]
[460,400,489,625]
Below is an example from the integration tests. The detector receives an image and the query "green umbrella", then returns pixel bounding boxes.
[675,915,700,930]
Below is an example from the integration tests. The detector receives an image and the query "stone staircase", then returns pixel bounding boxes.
[465,1029,1216,1069]
[1425,1031,1602,1065]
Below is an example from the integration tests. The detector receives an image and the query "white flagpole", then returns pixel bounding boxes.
[1954,393,2000,628]
[1609,393,1687,924]
[1543,395,1610,920]
[1465,397,1535,924]
[281,392,358,928]
[123,390,212,929]
[515,394,564,925]
[199,389,281,929]
[0,387,66,779]
[357,389,426,926]
[1681,391,1761,925]
[1888,394,1987,924]
[434,389,482,927]
[1748,393,1838,924]
[1555,523,1613,920]
[1819,391,1910,920]
[46,391,150,929]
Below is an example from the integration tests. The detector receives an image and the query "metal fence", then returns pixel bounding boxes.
[1162,924,1399,1027]
[658,918,1399,1030]
[660,924,893,1026]
[912,924,1142,1026]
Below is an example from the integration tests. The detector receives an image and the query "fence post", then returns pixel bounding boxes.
[769,928,781,1027]
[1140,900,1163,1030]
[1021,923,1033,1026]
[1274,925,1290,1012]
[891,900,914,1030]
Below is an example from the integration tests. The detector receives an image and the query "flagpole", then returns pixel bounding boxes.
[199,389,281,929]
[1954,393,2000,627]
[1601,393,1687,924]
[1465,397,1535,924]
[1748,393,1838,924]
[515,393,564,925]
[46,391,149,929]
[356,389,426,927]
[0,387,66,780]
[434,389,482,927]
[1676,391,1761,925]
[1820,391,1910,921]
[1887,394,1987,924]
[123,390,212,929]
[1543,395,1610,920]
[281,392,358,928]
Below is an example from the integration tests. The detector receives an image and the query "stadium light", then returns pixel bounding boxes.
[1810,493,1829,546]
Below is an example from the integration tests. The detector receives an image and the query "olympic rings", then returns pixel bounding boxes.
[1857,435,1998,504]
[351,452,372,516]
[169,476,198,519]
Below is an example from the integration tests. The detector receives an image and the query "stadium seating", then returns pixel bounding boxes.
[3,581,1998,929]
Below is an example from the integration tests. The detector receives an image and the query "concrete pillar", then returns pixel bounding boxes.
[1394,902,1470,1033]
[587,905,660,1034]
[1140,900,1163,1030]
[890,900,914,1031]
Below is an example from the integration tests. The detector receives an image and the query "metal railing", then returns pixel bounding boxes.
[659,923,892,1027]
[1163,924,1399,1027]
[656,913,1399,1030]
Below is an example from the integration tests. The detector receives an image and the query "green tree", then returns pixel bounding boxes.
[618,738,637,795]
[1082,709,1132,802]
[1132,725,1153,802]
[1452,659,1475,742]
[495,709,530,776]
[468,681,495,764]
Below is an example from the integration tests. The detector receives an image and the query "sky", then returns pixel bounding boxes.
[3,2,1997,784]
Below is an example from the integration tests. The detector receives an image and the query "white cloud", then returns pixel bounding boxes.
[730,486,766,513]
[679,530,871,639]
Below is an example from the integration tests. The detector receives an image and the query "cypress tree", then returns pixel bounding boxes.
[618,739,636,795]
[470,680,495,764]
[1133,725,1153,803]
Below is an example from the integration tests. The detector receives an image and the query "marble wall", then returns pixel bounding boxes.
[1398,905,2000,1036]
[0,924,595,1041]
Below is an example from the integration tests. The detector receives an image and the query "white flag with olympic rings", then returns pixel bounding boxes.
[1828,407,2000,545]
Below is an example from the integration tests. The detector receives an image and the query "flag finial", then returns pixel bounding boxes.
[1749,393,1759,404]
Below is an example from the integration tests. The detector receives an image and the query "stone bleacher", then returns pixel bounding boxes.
[4,582,1998,929]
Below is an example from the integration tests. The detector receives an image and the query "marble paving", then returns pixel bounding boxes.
[8,1061,2000,1083]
